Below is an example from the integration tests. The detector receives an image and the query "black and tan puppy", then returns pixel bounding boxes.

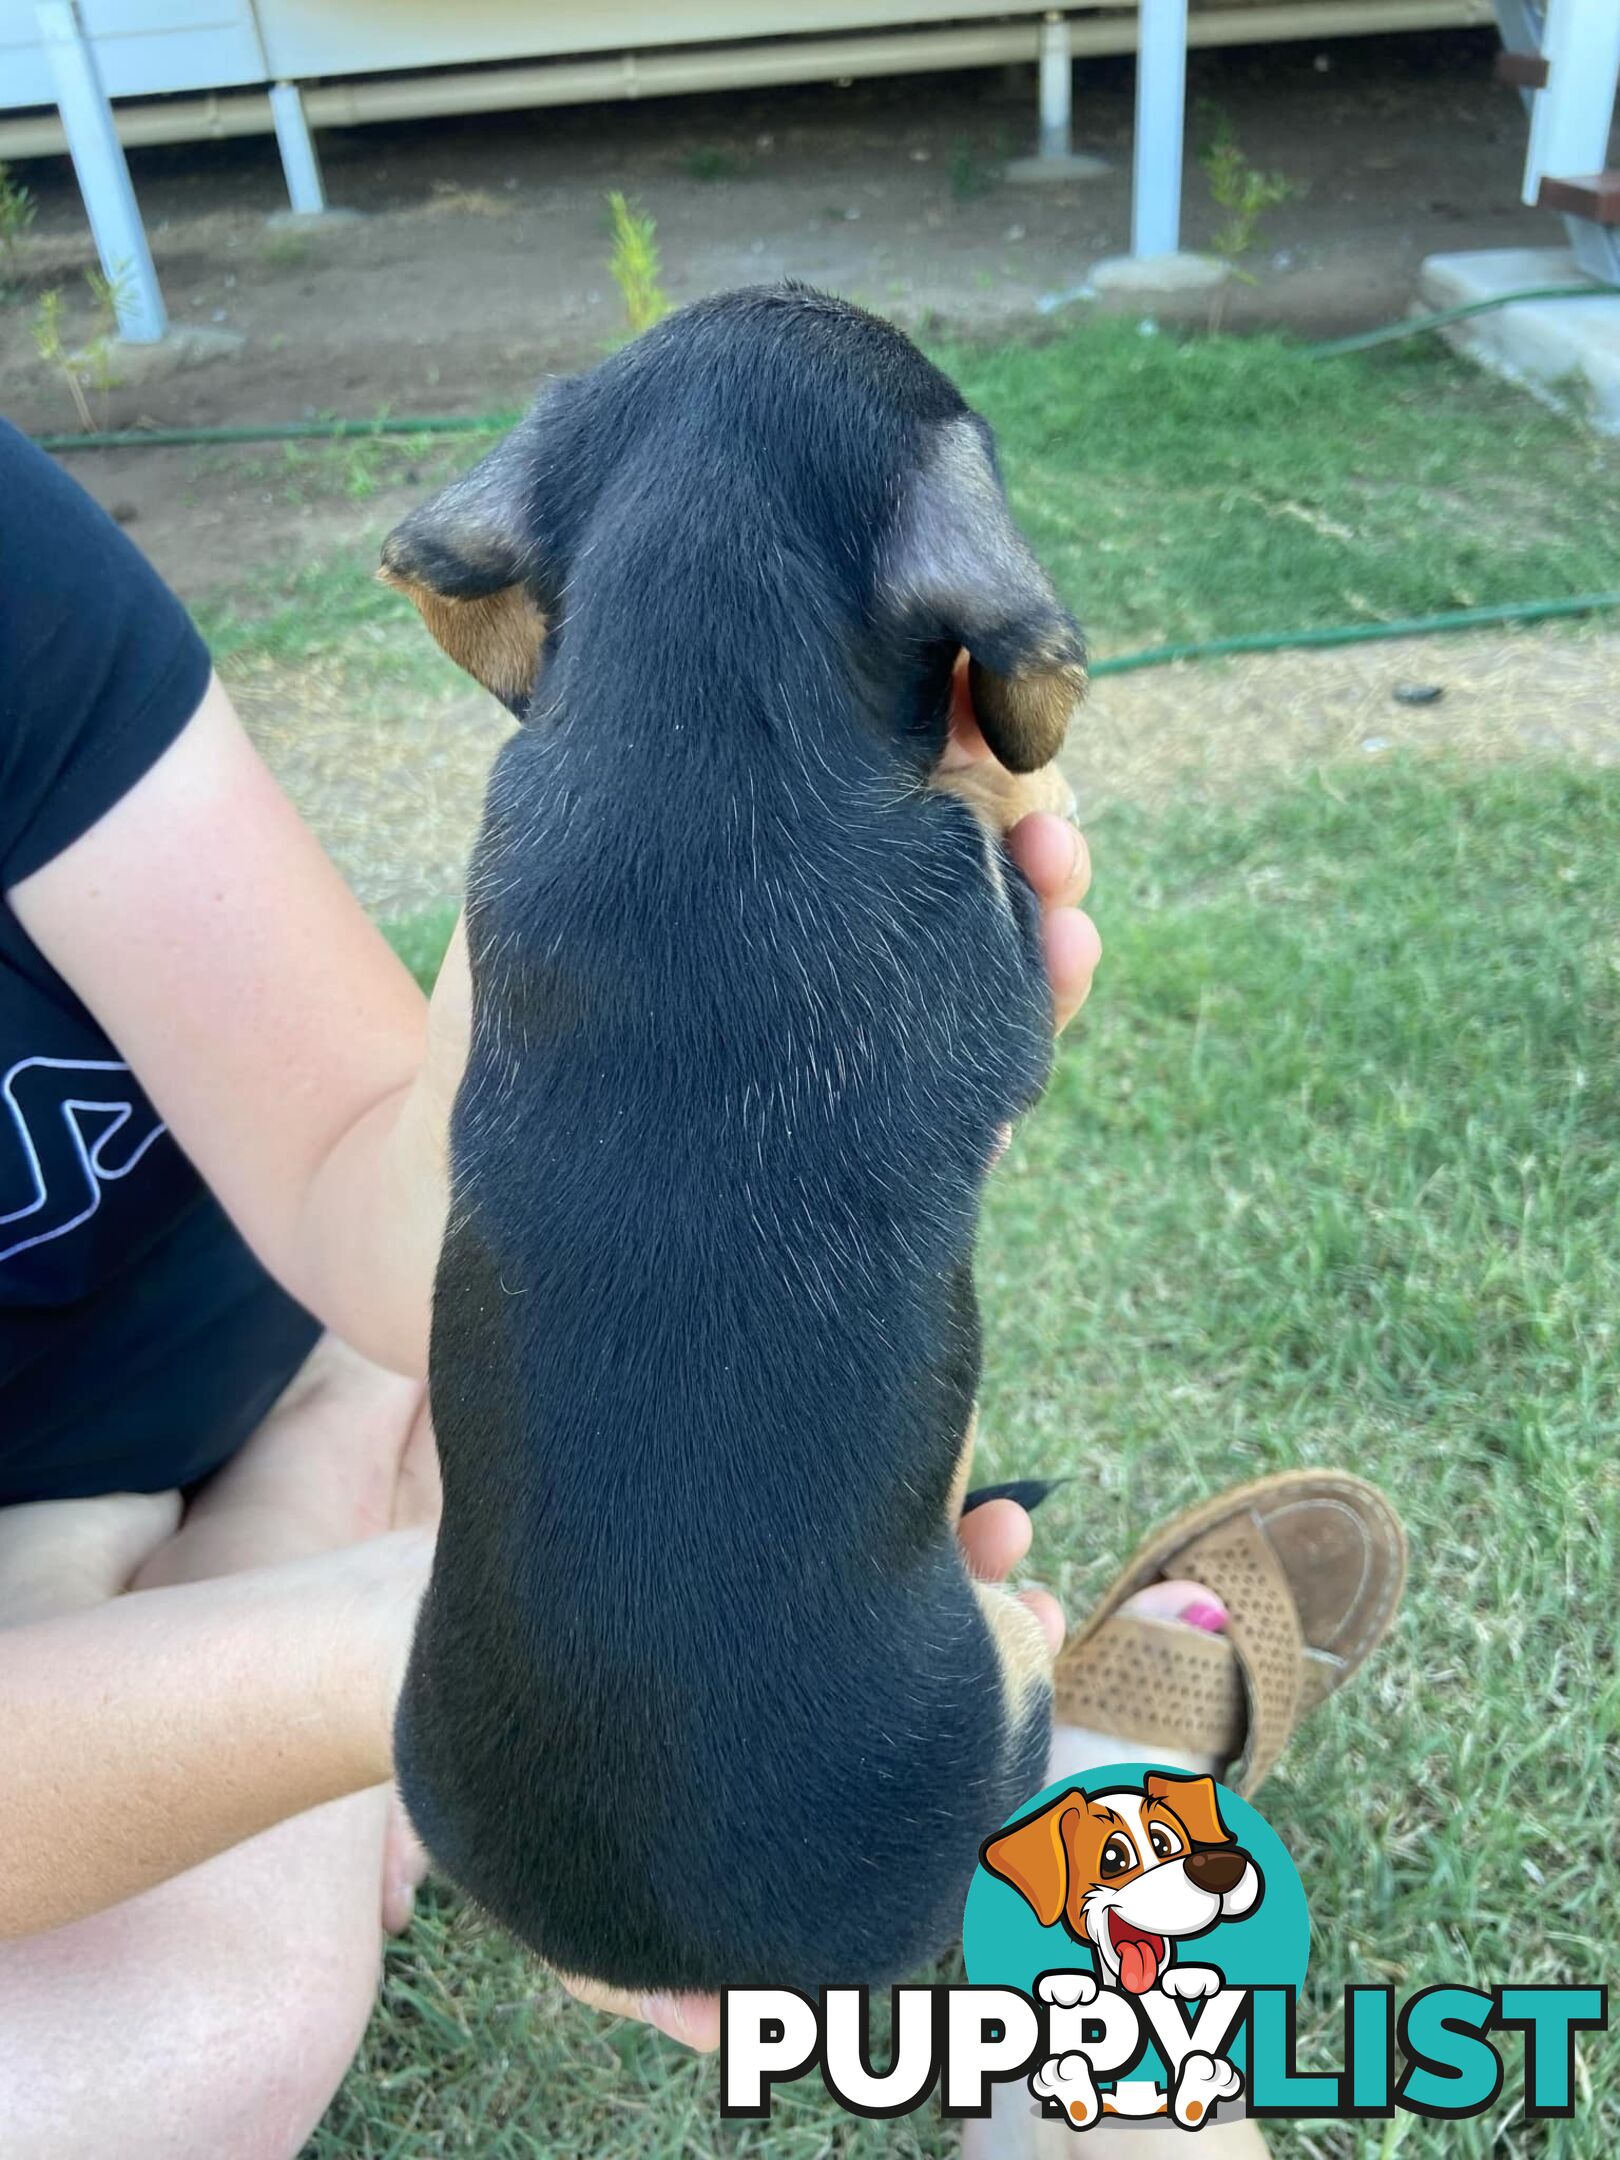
[383,286,1085,1993]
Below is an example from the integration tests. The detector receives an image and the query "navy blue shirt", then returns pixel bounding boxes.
[0,422,318,1500]
[0,420,209,1312]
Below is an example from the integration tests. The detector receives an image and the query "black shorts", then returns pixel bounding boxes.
[0,1191,321,1506]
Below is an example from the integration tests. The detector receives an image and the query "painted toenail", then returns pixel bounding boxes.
[1183,1598,1227,1634]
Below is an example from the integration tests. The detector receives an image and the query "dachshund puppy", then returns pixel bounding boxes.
[382,286,1085,1992]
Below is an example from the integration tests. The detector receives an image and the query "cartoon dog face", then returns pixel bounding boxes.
[982,1773,1262,1994]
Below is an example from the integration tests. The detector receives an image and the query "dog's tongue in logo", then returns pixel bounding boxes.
[1109,1914,1167,1994]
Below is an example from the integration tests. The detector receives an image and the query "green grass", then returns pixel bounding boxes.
[340,755,1620,2159]
[218,321,1619,2154]
[943,325,1620,650]
[683,146,746,183]
[198,321,1620,674]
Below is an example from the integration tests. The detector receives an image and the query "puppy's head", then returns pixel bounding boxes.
[981,1773,1262,1992]
[380,285,1084,771]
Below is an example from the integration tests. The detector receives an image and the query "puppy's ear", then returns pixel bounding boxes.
[884,416,1085,774]
[981,1794,1080,1927]
[380,428,547,714]
[1146,1772,1234,1848]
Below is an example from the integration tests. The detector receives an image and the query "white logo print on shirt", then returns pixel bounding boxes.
[0,1056,168,1265]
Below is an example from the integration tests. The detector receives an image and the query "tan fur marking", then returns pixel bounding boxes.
[933,757,1076,836]
[976,1577,1055,1729]
[969,658,1087,775]
[933,759,1076,917]
[379,565,546,706]
[945,1407,980,1524]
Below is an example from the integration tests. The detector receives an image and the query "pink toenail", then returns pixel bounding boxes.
[1183,1597,1227,1634]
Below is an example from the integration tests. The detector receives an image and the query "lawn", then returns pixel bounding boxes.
[238,322,1620,2156]
[197,318,1620,674]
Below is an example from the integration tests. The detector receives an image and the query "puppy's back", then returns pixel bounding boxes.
[400,717,1051,1988]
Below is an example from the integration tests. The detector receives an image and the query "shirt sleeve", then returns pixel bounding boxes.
[0,419,212,889]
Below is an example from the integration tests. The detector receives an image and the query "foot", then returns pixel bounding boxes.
[133,1334,429,1591]
[967,1582,1239,2159]
[1050,1578,1229,1781]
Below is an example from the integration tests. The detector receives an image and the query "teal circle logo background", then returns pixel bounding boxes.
[963,1763,1310,2028]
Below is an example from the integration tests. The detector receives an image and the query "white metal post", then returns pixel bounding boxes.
[1037,12,1072,163]
[1522,0,1620,206]
[1132,0,1190,259]
[269,81,327,216]
[34,0,166,343]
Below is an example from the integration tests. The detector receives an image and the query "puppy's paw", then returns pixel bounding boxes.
[1032,2051,1102,2130]
[1172,2052,1243,2128]
[1161,1965,1223,2002]
[1038,1970,1099,2010]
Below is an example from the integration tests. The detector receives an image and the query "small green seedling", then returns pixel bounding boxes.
[32,265,126,428]
[262,225,312,270]
[81,266,129,391]
[606,190,669,337]
[31,289,89,428]
[948,140,1001,203]
[0,160,36,285]
[1200,113,1294,279]
[684,147,742,183]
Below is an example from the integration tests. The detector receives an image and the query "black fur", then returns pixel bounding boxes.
[394,288,1080,1991]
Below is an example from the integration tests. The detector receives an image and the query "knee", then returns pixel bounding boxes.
[134,1909,381,2160]
[224,1930,382,2160]
[0,1910,381,2160]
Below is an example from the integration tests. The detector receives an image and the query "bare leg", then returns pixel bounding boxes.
[0,1337,430,2160]
[964,1582,1272,2160]
[0,1489,179,1626]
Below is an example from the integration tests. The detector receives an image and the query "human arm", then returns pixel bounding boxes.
[7,660,1090,1386]
[0,1527,432,1940]
[7,674,467,1378]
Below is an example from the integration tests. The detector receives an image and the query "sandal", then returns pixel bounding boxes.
[1047,1470,1407,1796]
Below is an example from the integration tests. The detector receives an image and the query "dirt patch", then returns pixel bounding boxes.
[6,31,1552,471]
[11,24,1607,908]
[73,458,448,616]
[1070,626,1620,814]
[228,655,512,918]
[227,627,1620,919]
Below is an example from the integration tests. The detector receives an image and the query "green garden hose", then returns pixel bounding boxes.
[1088,593,1620,676]
[25,287,1620,672]
[1305,283,1620,359]
[29,281,1620,453]
[30,412,518,452]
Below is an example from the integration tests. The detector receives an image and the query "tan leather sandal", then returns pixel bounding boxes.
[1053,1471,1407,1796]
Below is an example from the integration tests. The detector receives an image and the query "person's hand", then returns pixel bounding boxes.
[1009,809,1096,1034]
[939,655,1099,1034]
[554,1496,1063,2053]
